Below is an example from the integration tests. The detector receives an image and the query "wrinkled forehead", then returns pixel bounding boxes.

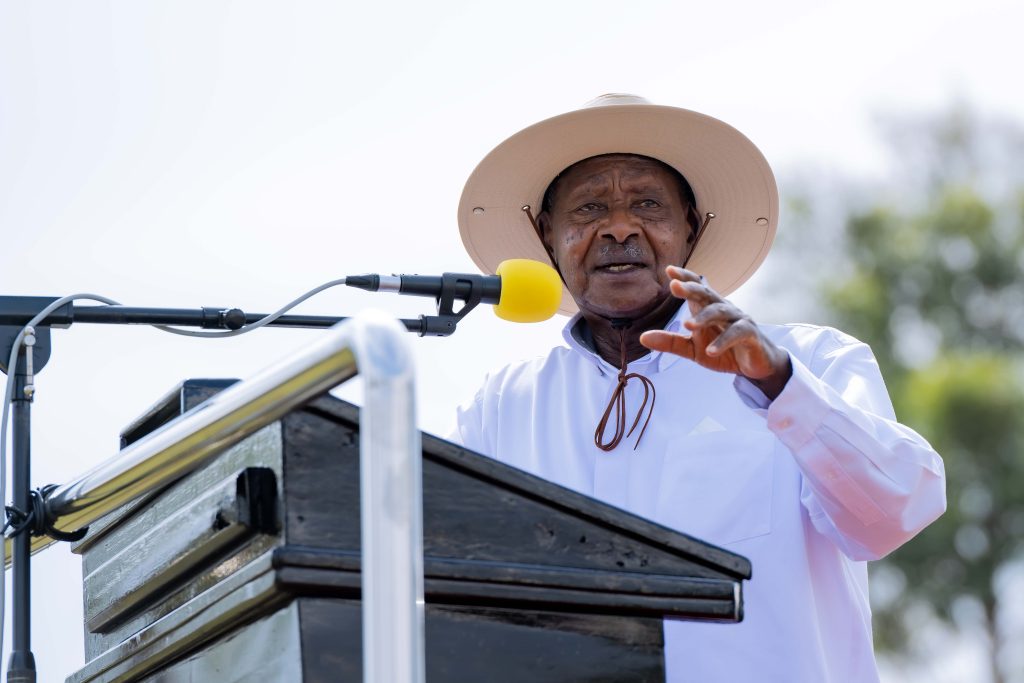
[542,153,696,210]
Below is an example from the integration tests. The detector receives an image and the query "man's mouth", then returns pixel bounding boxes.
[597,263,646,273]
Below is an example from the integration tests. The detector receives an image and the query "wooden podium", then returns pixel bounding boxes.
[67,380,751,683]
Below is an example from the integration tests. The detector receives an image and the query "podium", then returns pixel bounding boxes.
[67,380,751,683]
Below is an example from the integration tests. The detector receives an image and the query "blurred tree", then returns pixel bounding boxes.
[771,105,1024,683]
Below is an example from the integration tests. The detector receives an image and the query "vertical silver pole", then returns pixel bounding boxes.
[351,312,425,683]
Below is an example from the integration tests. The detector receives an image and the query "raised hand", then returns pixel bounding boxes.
[640,266,792,399]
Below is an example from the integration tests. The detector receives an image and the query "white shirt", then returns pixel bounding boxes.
[453,305,946,683]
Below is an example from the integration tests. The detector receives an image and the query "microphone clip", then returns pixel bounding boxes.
[416,272,485,337]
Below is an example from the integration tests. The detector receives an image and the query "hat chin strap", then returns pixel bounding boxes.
[521,204,569,287]
[682,209,716,269]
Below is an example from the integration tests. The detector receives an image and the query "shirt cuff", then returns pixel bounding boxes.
[732,349,798,412]
[733,374,772,412]
[763,353,832,451]
[733,350,834,448]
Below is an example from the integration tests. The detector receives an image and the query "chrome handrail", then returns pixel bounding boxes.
[4,310,425,683]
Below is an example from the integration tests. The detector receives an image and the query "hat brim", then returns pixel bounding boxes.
[458,103,779,315]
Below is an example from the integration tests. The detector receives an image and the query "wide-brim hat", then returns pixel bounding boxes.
[457,94,779,315]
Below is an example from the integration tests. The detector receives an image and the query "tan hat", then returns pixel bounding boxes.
[458,94,779,315]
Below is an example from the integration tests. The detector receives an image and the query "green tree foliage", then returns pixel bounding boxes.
[776,107,1024,682]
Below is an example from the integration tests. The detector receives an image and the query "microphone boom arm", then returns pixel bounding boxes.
[0,282,485,342]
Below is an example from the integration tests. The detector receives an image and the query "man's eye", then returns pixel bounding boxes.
[637,199,661,209]
[575,203,604,213]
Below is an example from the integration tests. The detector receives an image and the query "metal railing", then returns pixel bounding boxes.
[3,310,425,683]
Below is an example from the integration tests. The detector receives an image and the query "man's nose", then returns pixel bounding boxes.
[599,207,639,243]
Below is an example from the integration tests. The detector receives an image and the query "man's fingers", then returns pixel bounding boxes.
[669,277,722,306]
[685,302,737,329]
[666,265,701,283]
[640,330,695,359]
[706,319,758,356]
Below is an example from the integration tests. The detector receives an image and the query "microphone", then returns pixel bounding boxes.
[345,259,563,323]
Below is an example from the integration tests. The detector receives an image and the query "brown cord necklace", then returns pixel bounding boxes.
[593,322,656,452]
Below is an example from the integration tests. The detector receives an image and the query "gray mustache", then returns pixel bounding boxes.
[598,243,647,259]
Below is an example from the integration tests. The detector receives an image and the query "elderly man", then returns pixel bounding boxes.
[453,95,946,682]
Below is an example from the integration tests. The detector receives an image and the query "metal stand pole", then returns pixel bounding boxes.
[7,350,36,683]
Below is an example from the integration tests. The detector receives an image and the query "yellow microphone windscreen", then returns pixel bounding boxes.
[493,259,563,323]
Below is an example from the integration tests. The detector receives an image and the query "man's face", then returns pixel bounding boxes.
[539,155,694,320]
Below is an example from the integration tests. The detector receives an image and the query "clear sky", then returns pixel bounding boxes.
[1,1,1021,680]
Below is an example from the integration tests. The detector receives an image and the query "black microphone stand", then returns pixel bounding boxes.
[2,325,50,683]
[0,275,488,680]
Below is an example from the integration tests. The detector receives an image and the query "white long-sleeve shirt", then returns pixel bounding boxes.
[453,305,946,682]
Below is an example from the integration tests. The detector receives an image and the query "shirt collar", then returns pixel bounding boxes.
[560,302,694,375]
